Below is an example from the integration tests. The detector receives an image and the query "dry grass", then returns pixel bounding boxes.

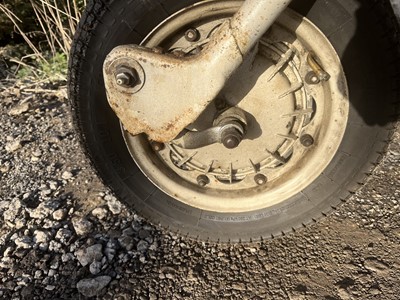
[0,4,45,61]
[0,0,86,63]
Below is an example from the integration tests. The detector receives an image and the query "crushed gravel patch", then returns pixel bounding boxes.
[0,78,399,299]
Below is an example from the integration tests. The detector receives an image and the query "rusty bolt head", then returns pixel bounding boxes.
[185,28,200,42]
[115,67,138,88]
[197,175,210,187]
[300,134,314,147]
[254,174,267,186]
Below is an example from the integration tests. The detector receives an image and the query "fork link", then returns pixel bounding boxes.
[172,107,247,149]
[103,0,292,143]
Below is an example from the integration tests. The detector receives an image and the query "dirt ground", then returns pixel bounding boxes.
[0,76,399,299]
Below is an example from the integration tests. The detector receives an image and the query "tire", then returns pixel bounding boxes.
[68,0,400,242]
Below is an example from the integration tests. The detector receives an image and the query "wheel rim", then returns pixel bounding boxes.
[122,1,349,213]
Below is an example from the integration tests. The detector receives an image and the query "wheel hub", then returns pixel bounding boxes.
[122,1,349,212]
[164,39,313,188]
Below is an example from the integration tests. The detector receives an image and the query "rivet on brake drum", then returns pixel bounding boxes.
[254,174,267,186]
[300,134,314,147]
[197,175,210,187]
[305,71,320,85]
[185,28,200,42]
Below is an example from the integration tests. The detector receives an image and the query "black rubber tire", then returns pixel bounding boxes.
[68,0,400,242]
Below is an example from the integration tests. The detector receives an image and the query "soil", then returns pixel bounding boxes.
[0,75,399,299]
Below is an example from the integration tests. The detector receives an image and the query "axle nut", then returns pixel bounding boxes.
[115,66,138,88]
[221,128,243,149]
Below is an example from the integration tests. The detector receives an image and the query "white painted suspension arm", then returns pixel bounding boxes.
[103,0,292,142]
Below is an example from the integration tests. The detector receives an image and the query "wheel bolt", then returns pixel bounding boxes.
[197,175,210,187]
[115,66,138,88]
[254,174,267,186]
[185,28,200,42]
[300,134,314,147]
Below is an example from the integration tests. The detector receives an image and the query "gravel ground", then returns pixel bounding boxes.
[0,77,399,300]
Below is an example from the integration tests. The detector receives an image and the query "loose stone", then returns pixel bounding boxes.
[72,217,93,236]
[61,171,74,180]
[5,140,22,153]
[76,276,111,297]
[8,102,30,116]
